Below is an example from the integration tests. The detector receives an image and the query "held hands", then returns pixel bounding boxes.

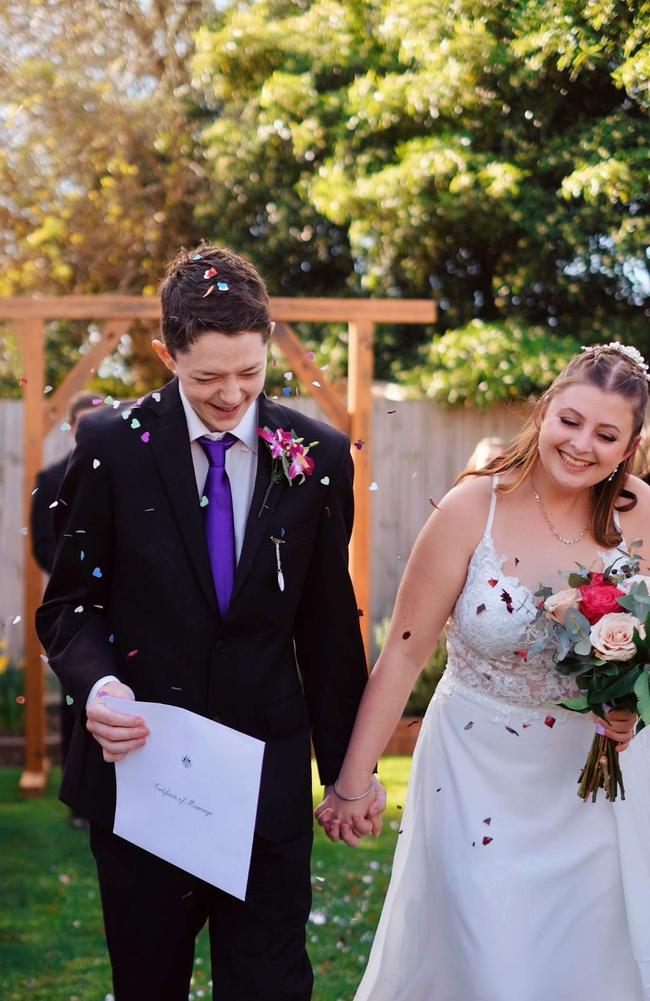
[314,777,387,848]
[592,708,638,753]
[86,680,149,763]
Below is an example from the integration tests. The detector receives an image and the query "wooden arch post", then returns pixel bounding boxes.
[0,295,436,795]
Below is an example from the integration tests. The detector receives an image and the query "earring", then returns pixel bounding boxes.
[607,464,620,482]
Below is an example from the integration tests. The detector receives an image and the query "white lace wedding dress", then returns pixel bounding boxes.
[354,480,650,1001]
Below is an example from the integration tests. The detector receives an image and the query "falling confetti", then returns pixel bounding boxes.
[152,392,161,402]
[203,267,218,279]
[369,482,378,491]
[464,721,474,730]
[312,381,321,388]
[353,440,365,450]
[44,385,53,394]
[505,725,519,736]
[130,418,141,430]
[60,422,72,432]
[357,608,364,617]
[514,557,520,566]
[402,631,411,640]
[476,603,486,614]
[202,285,215,298]
[19,377,28,387]
[488,578,498,588]
[283,372,293,381]
[544,715,556,728]
[65,695,74,706]
[108,634,115,644]
[200,495,209,507]
[12,615,21,625]
[282,387,292,396]
[127,649,138,658]
[121,409,132,421]
[387,410,396,414]
[16,695,25,705]
[482,836,493,846]
[216,281,229,291]
[80,551,85,560]
[140,431,150,444]
[92,567,103,578]
[306,351,316,361]
[320,476,330,486]
[501,589,514,613]
[515,649,527,661]
[74,606,83,613]
[92,459,100,470]
[483,817,491,825]
[192,253,202,260]
[92,397,102,406]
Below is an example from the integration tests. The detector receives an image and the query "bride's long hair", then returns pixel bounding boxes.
[459,346,649,548]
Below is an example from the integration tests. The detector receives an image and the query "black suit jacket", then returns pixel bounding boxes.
[36,379,368,841]
[31,454,71,574]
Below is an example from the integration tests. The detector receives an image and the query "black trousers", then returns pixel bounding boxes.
[90,824,313,1001]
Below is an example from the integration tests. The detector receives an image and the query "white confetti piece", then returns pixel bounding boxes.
[200,495,209,507]
[73,606,84,613]
[369,482,379,491]
[19,526,28,536]
[92,459,100,470]
[312,381,321,388]
[152,392,161,402]
[320,476,330,486]
[11,615,21,625]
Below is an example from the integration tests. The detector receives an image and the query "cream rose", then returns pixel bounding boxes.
[544,587,580,625]
[590,612,645,661]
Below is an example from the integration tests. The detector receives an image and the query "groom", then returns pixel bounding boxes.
[36,246,384,1001]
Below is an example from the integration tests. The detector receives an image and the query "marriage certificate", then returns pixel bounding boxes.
[104,697,265,900]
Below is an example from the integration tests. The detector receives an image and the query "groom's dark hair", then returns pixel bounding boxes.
[159,244,273,356]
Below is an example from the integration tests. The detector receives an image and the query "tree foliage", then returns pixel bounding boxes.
[194,0,650,395]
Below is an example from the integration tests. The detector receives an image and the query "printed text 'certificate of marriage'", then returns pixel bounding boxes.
[105,697,265,900]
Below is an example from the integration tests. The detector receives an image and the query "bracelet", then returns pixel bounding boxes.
[333,779,373,801]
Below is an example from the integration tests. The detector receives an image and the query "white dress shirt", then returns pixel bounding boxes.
[86,389,260,709]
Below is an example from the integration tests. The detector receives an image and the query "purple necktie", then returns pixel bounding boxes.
[198,434,237,615]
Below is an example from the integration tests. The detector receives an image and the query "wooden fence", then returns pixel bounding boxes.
[0,391,524,664]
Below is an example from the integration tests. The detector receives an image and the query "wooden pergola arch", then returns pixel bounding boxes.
[0,295,436,794]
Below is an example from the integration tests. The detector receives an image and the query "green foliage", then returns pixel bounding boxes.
[0,648,23,734]
[194,0,650,384]
[400,319,581,408]
[374,617,447,715]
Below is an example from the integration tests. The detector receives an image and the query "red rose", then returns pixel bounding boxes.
[579,573,625,624]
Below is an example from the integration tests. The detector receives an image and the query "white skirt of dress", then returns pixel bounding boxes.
[353,677,647,1001]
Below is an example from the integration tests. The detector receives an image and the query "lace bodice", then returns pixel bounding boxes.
[441,477,609,713]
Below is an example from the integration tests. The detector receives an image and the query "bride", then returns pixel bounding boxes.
[315,343,650,1001]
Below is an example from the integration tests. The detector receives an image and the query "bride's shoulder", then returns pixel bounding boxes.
[437,472,494,533]
[622,474,650,516]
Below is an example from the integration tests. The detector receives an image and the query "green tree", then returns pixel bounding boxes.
[0,0,215,393]
[194,0,650,391]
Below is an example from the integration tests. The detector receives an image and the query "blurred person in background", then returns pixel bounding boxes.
[30,390,96,829]
[463,434,505,473]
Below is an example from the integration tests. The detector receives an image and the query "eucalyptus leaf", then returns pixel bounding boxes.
[633,671,650,725]
[567,573,589,588]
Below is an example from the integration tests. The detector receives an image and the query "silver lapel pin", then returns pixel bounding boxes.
[270,536,286,592]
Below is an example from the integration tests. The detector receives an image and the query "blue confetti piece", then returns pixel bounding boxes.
[108,634,115,644]
[282,387,292,396]
[217,281,229,291]
[92,567,103,578]
[80,550,85,560]
[65,695,74,706]
[192,254,202,260]
[60,421,71,432]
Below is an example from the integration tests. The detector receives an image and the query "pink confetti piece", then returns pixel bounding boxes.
[402,631,411,640]
[92,397,102,406]
[127,649,138,658]
[483,817,491,825]
[353,439,365,450]
[140,431,150,444]
[488,578,498,588]
[15,695,25,704]
[19,377,28,387]
[306,351,316,361]
[202,285,215,298]
[544,715,556,728]
[514,649,527,661]
[203,266,218,279]
[476,603,486,614]
[464,721,474,730]
[482,836,493,846]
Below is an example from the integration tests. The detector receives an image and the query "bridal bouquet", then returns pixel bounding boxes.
[536,545,650,802]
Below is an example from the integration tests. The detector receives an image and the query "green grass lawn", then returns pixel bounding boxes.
[0,759,412,1001]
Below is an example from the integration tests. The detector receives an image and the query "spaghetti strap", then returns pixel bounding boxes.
[485,475,499,536]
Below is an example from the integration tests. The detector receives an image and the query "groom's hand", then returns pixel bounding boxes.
[315,777,387,847]
[86,680,149,763]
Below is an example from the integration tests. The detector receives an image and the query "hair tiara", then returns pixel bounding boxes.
[580,342,649,380]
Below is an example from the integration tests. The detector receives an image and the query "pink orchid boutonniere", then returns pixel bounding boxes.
[257,426,319,485]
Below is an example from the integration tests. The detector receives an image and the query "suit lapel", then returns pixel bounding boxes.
[147,379,220,616]
[231,395,286,604]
